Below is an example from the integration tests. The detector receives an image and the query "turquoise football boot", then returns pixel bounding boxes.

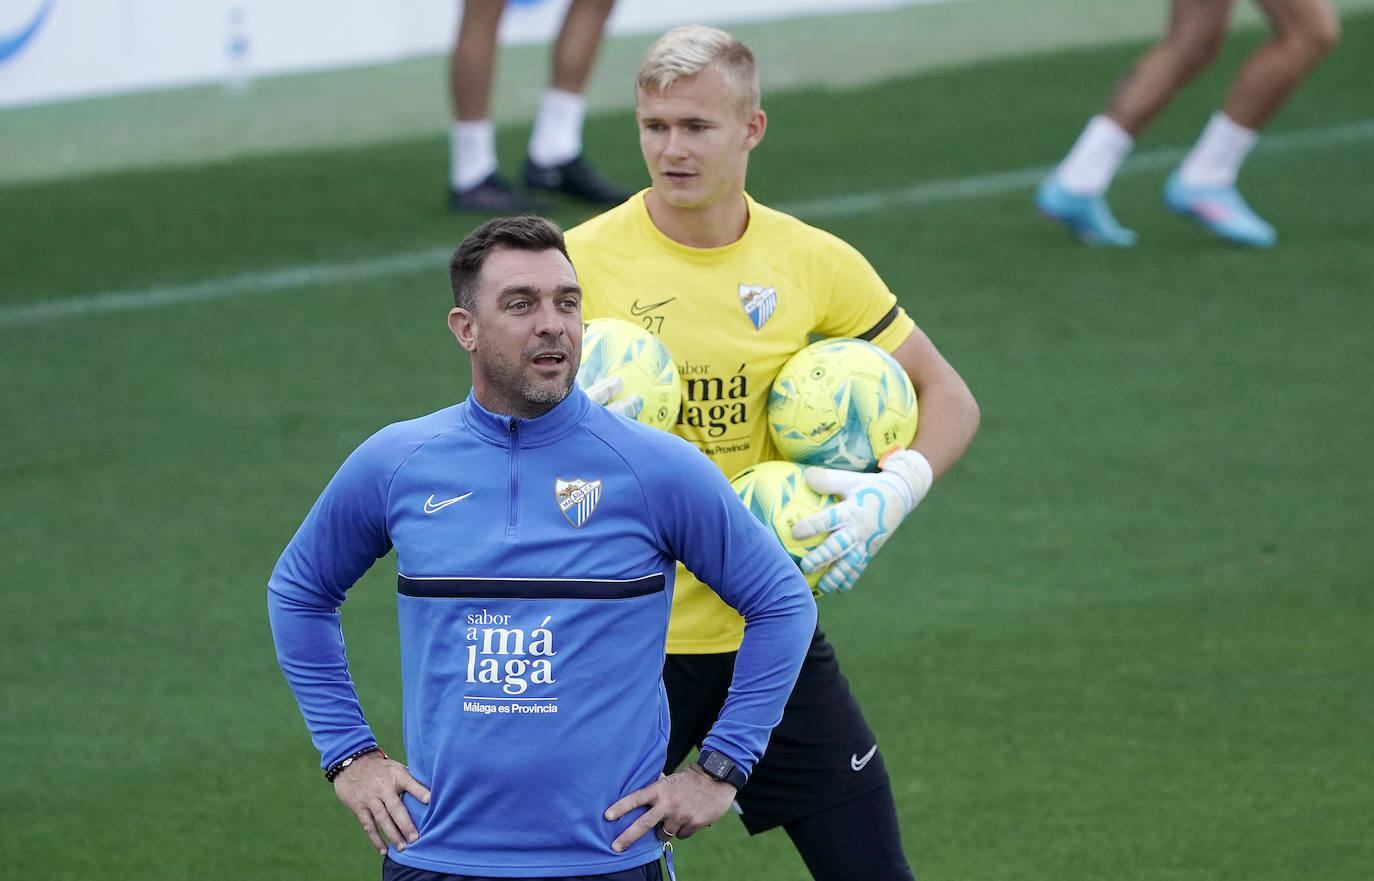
[1035,176,1138,247]
[1163,172,1276,248]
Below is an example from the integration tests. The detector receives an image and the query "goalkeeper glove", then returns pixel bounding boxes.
[791,449,934,594]
[584,375,644,421]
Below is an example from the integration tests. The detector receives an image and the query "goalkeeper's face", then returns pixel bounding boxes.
[636,67,765,212]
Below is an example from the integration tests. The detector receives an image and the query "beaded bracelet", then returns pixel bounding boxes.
[324,745,388,782]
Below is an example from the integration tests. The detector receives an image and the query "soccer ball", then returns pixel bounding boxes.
[577,318,683,431]
[731,460,837,596]
[768,338,918,472]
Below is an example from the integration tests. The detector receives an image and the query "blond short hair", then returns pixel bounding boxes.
[636,25,760,114]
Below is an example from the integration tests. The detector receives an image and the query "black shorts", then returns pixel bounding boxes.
[662,626,890,834]
[382,855,661,881]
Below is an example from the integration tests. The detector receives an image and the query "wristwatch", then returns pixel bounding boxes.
[695,749,748,789]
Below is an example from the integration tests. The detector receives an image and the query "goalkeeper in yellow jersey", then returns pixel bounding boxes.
[566,25,979,881]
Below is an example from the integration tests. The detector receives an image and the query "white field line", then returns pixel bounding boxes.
[0,247,455,329]
[2,119,1370,330]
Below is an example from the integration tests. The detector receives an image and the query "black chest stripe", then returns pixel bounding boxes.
[398,573,665,600]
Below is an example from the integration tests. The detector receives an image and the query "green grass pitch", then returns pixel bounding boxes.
[2,13,1372,881]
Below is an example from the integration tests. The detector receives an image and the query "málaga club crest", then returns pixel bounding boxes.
[555,478,602,528]
[738,284,777,329]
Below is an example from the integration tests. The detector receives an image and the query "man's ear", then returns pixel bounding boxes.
[449,308,477,351]
[743,108,767,152]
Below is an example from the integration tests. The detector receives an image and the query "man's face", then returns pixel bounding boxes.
[636,67,765,211]
[448,247,582,418]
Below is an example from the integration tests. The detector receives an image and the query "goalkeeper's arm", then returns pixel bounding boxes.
[792,325,979,593]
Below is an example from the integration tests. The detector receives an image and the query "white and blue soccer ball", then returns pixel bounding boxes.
[767,338,918,472]
[730,460,836,596]
[577,318,683,431]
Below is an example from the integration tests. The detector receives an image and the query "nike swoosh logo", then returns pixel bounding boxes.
[850,744,878,771]
[423,492,472,514]
[0,0,54,63]
[629,297,676,316]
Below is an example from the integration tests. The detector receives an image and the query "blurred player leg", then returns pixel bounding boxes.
[525,0,632,206]
[1104,0,1237,134]
[1218,0,1340,130]
[1165,0,1339,246]
[448,0,549,213]
[1036,0,1235,246]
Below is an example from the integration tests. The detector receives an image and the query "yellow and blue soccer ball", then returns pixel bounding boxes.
[767,338,918,472]
[577,317,683,431]
[731,460,837,596]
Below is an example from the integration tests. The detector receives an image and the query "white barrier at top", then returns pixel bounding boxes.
[0,0,918,109]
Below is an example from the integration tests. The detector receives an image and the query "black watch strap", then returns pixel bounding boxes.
[695,748,748,789]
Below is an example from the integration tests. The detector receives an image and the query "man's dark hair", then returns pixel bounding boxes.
[449,215,571,310]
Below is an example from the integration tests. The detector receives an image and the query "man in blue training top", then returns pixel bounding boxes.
[268,215,817,880]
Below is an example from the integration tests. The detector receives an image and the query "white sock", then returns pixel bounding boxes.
[527,89,586,168]
[1055,115,1134,196]
[1177,112,1258,189]
[450,120,497,192]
